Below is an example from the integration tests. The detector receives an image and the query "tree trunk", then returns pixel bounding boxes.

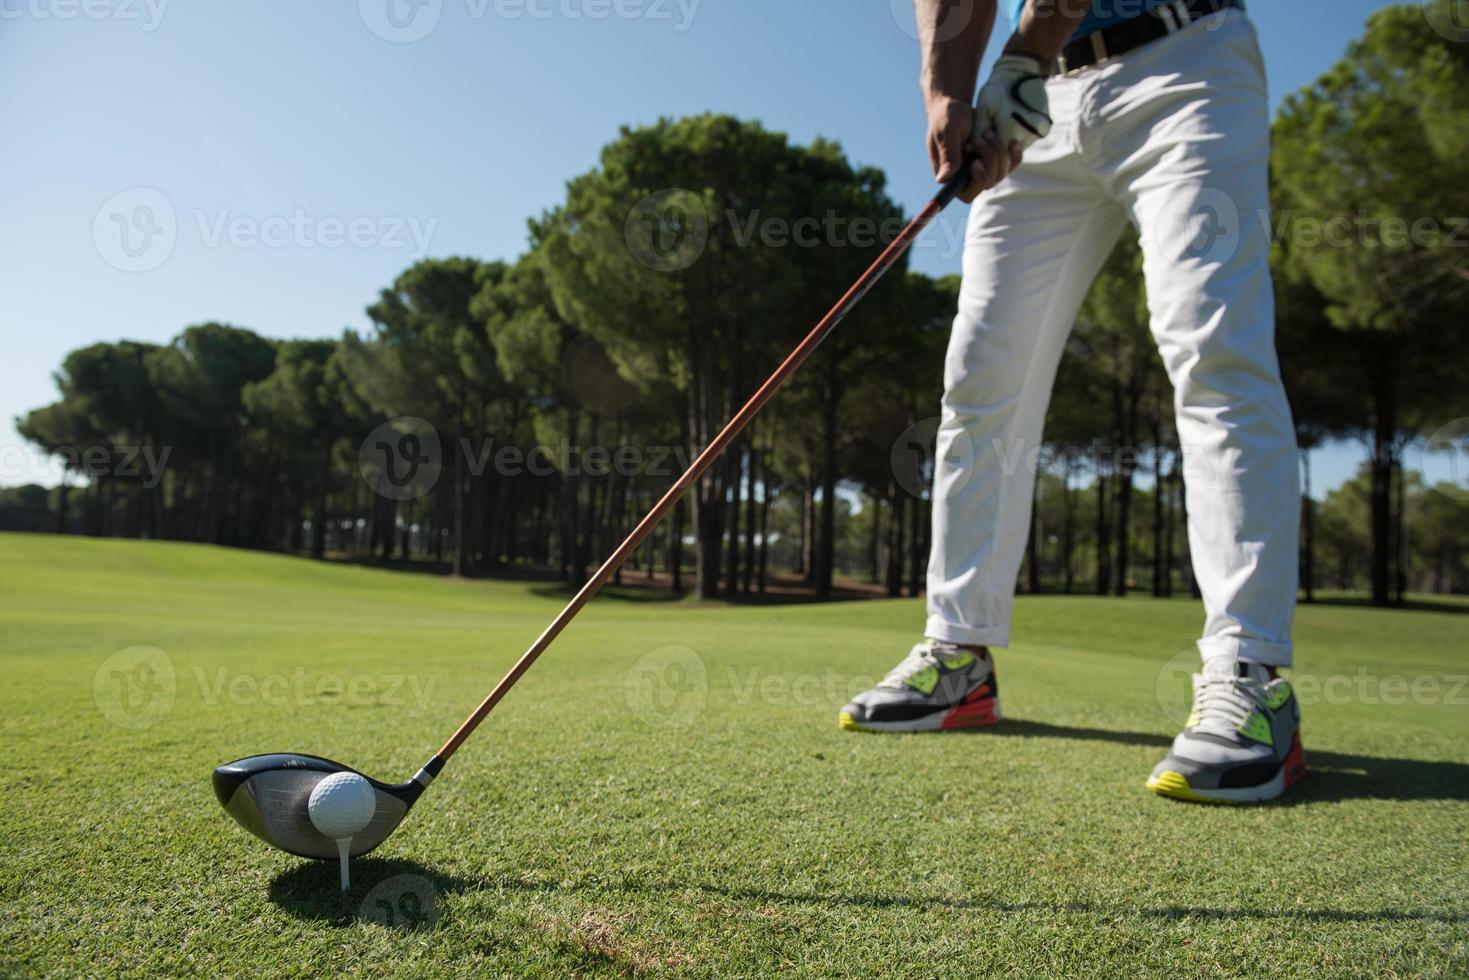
[1394,452,1407,606]
[908,492,923,598]
[452,431,470,577]
[817,357,838,600]
[1061,469,1075,595]
[886,482,905,598]
[313,441,330,559]
[742,444,758,594]
[1151,436,1165,598]
[1094,466,1111,596]
[1301,449,1314,604]
[868,491,882,584]
[724,446,742,598]
[1369,370,1395,606]
[1026,473,1041,594]
[670,497,686,593]
[758,478,772,594]
[799,465,814,581]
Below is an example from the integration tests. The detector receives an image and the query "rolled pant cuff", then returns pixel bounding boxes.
[925,616,1010,649]
[1197,636,1293,668]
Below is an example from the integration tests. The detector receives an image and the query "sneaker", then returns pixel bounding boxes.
[1147,657,1306,804]
[838,640,999,733]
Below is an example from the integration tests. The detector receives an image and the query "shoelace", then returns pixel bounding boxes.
[877,642,960,690]
[1190,671,1267,739]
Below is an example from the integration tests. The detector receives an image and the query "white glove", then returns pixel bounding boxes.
[975,54,1053,170]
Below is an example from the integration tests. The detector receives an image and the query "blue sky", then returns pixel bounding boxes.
[0,0,1428,494]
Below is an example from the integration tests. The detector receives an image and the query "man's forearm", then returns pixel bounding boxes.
[916,0,997,103]
[1004,0,1091,73]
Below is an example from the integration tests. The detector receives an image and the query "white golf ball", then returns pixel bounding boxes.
[307,772,376,838]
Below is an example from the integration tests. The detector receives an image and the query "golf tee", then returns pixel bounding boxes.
[335,837,351,892]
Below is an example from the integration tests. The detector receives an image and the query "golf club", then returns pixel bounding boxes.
[213,164,975,882]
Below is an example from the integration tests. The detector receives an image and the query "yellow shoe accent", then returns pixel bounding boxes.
[938,649,975,671]
[838,711,860,731]
[1263,682,1293,710]
[1146,770,1236,805]
[906,665,939,695]
[1238,709,1273,746]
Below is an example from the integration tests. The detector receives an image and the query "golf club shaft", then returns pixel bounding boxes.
[430,168,971,767]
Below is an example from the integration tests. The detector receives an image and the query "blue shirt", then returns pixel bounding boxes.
[1005,0,1175,40]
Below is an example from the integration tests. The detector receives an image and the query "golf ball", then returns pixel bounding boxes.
[307,772,376,838]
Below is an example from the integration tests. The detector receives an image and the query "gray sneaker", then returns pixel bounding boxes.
[839,641,999,733]
[1147,657,1306,804]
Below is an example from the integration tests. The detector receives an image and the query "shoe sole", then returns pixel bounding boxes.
[1146,733,1307,804]
[838,695,1000,734]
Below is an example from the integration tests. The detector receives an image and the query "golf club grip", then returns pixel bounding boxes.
[433,166,973,764]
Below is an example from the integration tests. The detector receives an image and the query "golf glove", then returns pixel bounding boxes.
[975,54,1053,171]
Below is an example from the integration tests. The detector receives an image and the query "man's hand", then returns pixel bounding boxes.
[926,94,1019,204]
[975,54,1053,176]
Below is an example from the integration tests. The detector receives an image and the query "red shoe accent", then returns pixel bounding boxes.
[1283,731,1307,788]
[940,684,999,730]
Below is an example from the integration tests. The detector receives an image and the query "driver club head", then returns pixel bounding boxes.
[212,754,425,860]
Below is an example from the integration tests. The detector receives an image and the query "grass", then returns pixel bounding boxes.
[1,531,1466,977]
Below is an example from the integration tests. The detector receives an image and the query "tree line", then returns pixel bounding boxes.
[8,3,1468,604]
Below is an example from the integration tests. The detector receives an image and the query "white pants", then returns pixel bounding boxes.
[925,9,1299,667]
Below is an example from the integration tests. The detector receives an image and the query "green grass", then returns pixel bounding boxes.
[1,532,1466,977]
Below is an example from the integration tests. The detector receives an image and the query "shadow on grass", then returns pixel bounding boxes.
[269,857,477,931]
[987,719,1469,805]
[470,873,1468,927]
[1304,595,1469,617]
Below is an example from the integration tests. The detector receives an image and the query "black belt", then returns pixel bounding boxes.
[1055,0,1244,75]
